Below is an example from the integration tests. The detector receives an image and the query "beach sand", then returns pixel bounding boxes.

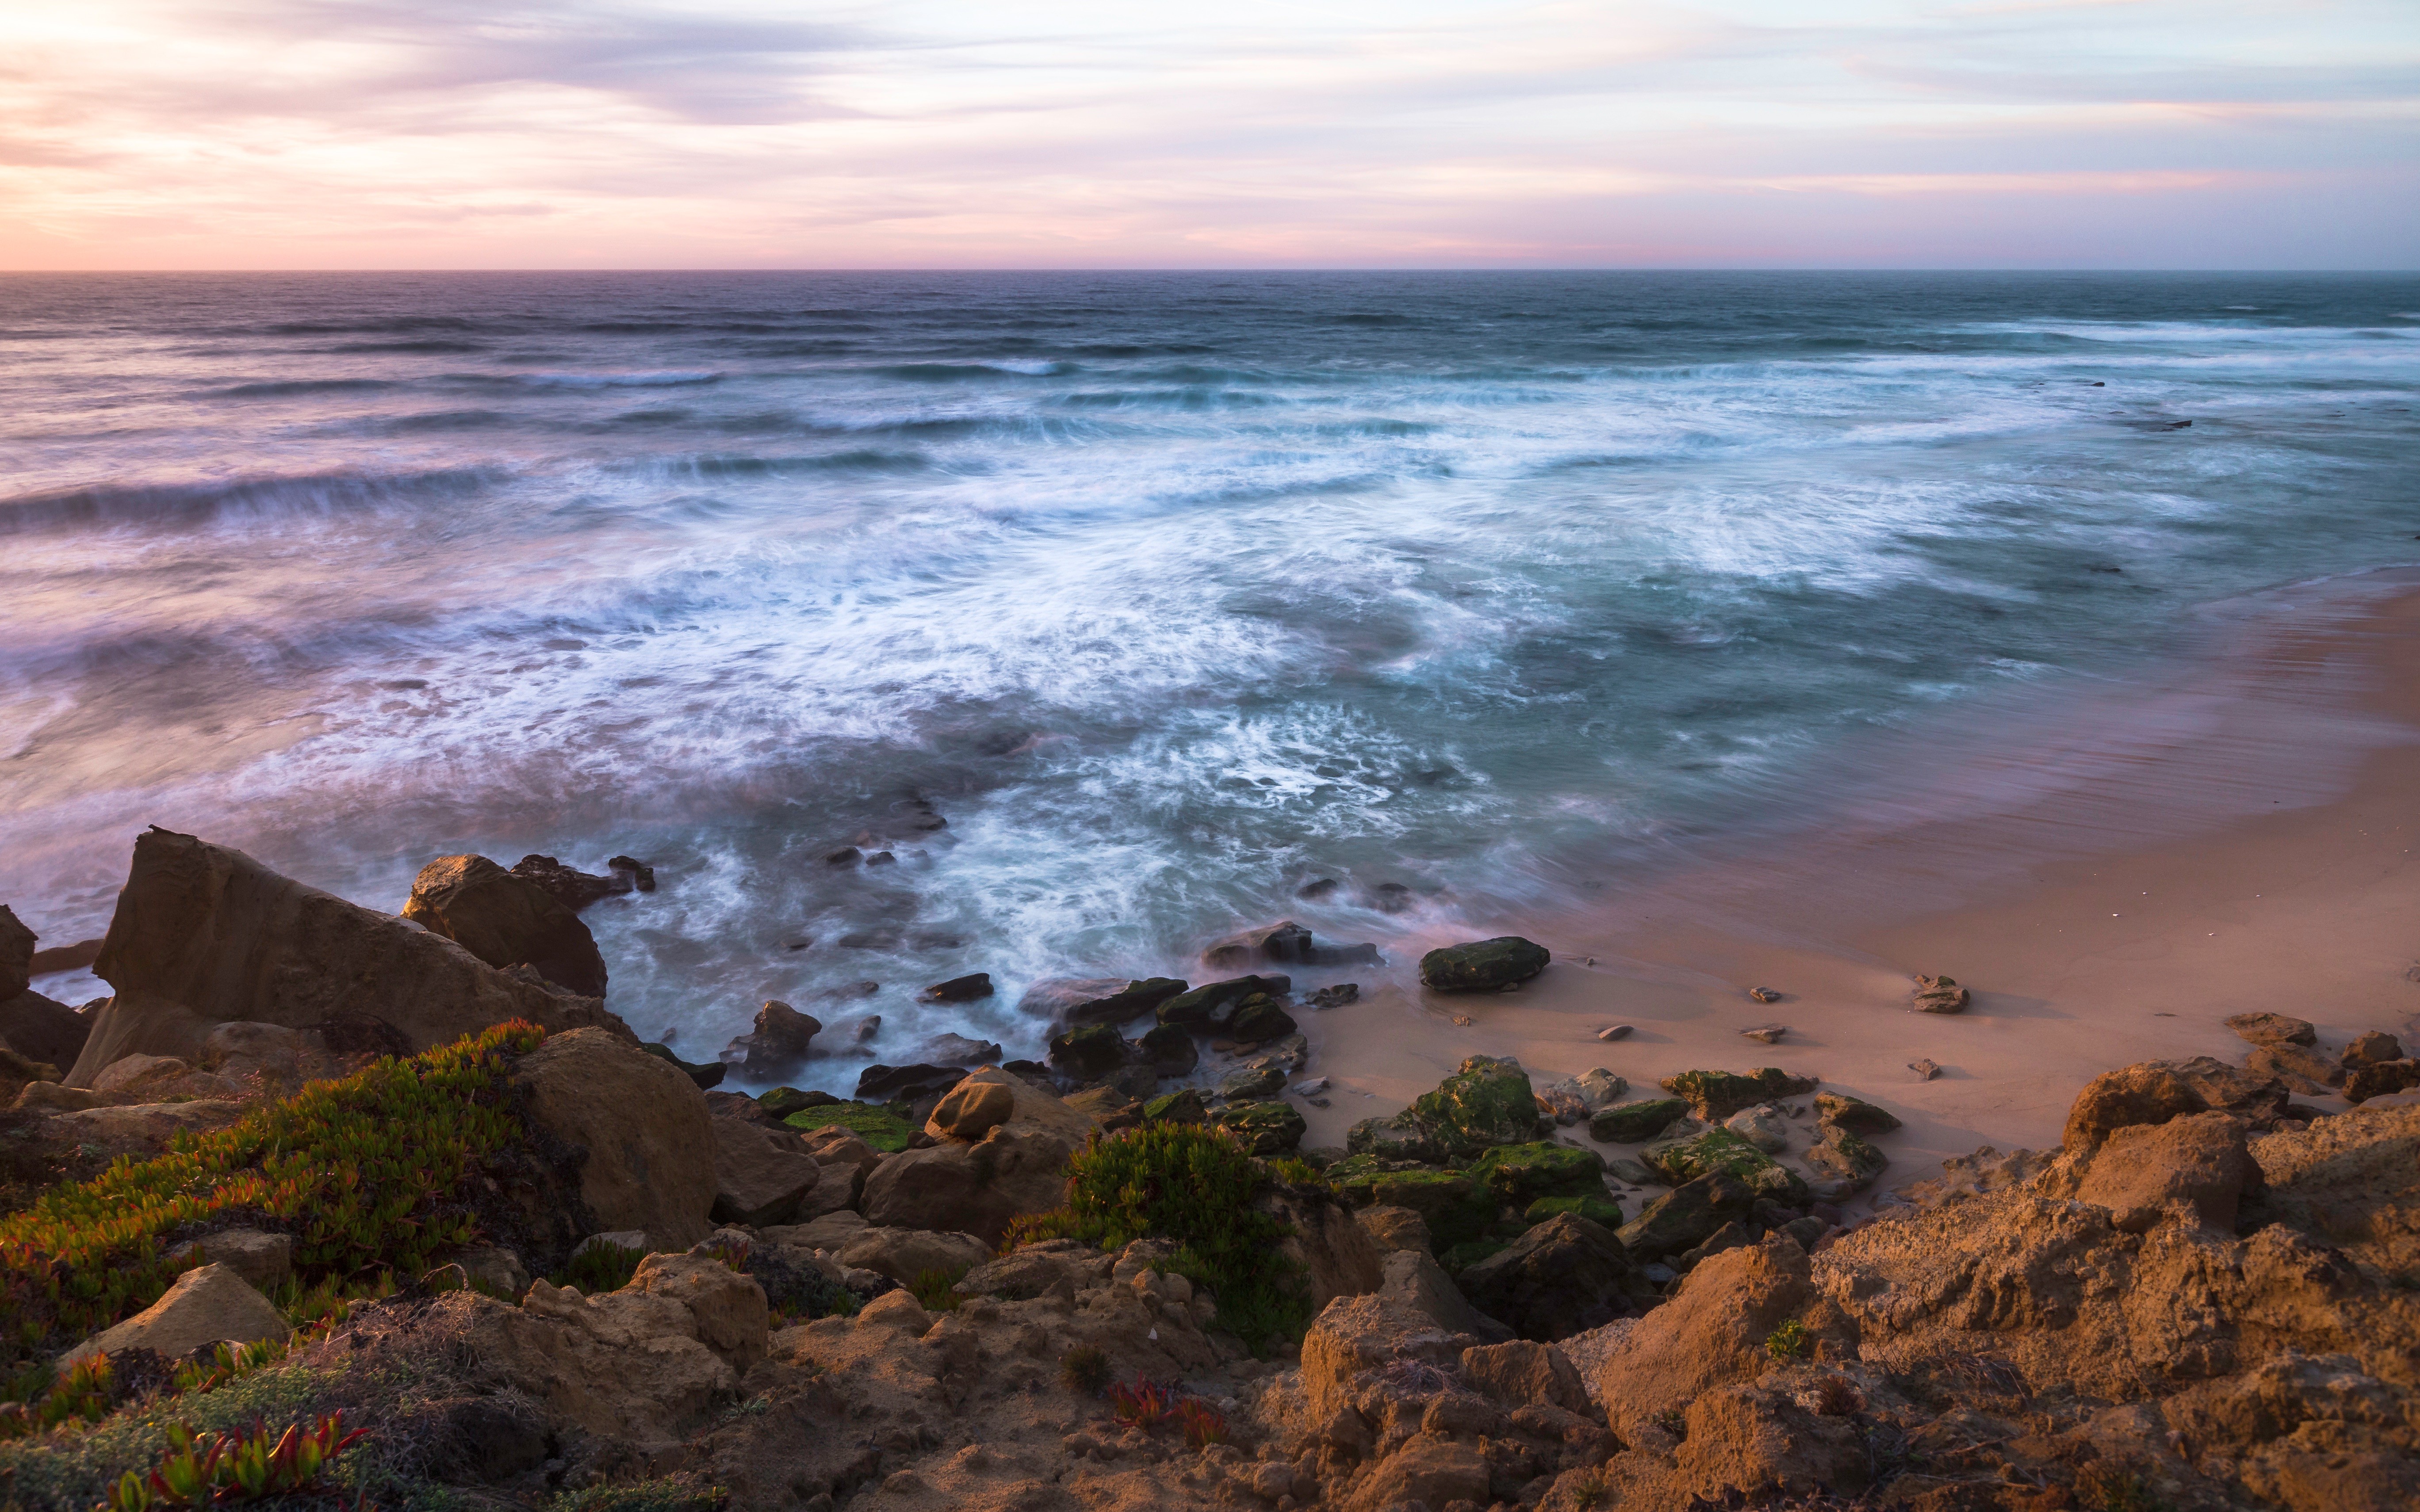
[1288,569,2420,1205]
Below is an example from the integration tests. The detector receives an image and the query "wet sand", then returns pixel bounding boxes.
[1291,569,2420,1203]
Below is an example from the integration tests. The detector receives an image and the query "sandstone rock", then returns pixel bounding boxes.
[629,1251,771,1373]
[517,1027,715,1250]
[863,1069,1088,1245]
[762,1210,866,1253]
[639,1041,727,1090]
[2247,1041,2345,1095]
[1722,1104,1790,1153]
[1739,1023,1787,1044]
[854,1290,932,1336]
[1458,1213,1638,1341]
[838,1227,990,1286]
[1205,920,1379,971]
[12,1080,106,1112]
[1677,1382,1870,1497]
[919,973,994,1004]
[90,1053,192,1096]
[2343,1030,2404,1067]
[164,1228,292,1291]
[1588,1097,1689,1144]
[90,828,624,1052]
[1349,1435,1491,1512]
[63,991,214,1088]
[490,1280,740,1451]
[800,1126,882,1176]
[49,1099,247,1159]
[1803,1125,1887,1195]
[0,985,87,1072]
[1460,1339,1590,1413]
[403,853,608,997]
[0,905,31,999]
[2069,1110,2262,1231]
[1911,973,1968,1013]
[2064,1055,2291,1152]
[2346,1058,2420,1103]
[1813,1091,1900,1133]
[930,1078,1015,1141]
[1301,1290,1480,1421]
[62,1263,288,1365]
[1375,1248,1500,1339]
[1660,1067,1820,1122]
[1419,936,1550,992]
[1260,1182,1385,1306]
[2227,1012,2317,1047]
[1615,1171,1756,1261]
[1591,1238,1814,1441]
[953,1238,1111,1300]
[710,1116,826,1228]
[1358,1204,1433,1254]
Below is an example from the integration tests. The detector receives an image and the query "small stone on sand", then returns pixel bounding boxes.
[1747,987,1781,1004]
[1597,1025,1633,1041]
[1740,1023,1787,1044]
[1451,1014,1474,1027]
[1909,1058,1941,1081]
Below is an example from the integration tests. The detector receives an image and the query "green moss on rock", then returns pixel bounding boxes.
[1142,1088,1208,1124]
[1346,1113,1443,1164]
[1467,1141,1607,1205]
[1588,1097,1690,1143]
[1523,1193,1625,1228]
[1407,1055,1541,1158]
[785,1100,917,1152]
[1641,1126,1807,1203]
[1658,1067,1820,1122]
[1216,1099,1307,1155]
[1048,1023,1129,1079]
[1325,1160,1496,1249]
[1418,937,1551,992]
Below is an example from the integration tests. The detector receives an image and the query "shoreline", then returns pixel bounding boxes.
[1289,567,2420,1197]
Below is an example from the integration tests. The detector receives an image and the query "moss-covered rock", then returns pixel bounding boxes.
[1409,1055,1541,1157]
[785,1100,917,1153]
[1468,1141,1608,1206]
[1216,1099,1307,1156]
[1640,1126,1808,1203]
[1815,1092,1901,1134]
[1613,1170,1756,1260]
[1139,1023,1198,1075]
[1047,1023,1129,1080]
[760,1086,839,1121]
[1588,1097,1689,1144]
[1658,1067,1820,1122]
[1805,1126,1888,1193]
[1325,1158,1495,1249]
[1227,994,1299,1045]
[1142,1088,1208,1124]
[1156,974,1289,1031]
[1418,936,1551,992]
[1346,1113,1443,1164]
[1524,1193,1625,1228]
[1436,1237,1511,1275]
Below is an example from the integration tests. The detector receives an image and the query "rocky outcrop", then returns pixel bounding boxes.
[1589,1237,1819,1441]
[1417,936,1550,992]
[62,1263,288,1365]
[90,828,627,1052]
[722,1000,821,1077]
[404,853,609,998]
[709,1116,828,1228]
[1457,1213,1640,1341]
[1658,1066,1820,1121]
[2062,1053,2291,1151]
[862,1069,1094,1245]
[516,1027,715,1250]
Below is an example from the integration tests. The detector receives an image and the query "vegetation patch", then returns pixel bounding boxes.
[782,1101,915,1152]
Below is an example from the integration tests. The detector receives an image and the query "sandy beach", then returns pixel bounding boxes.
[1289,568,2420,1197]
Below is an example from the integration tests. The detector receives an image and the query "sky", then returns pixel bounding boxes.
[1,0,2414,269]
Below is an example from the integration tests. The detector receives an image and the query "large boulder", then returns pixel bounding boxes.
[0,905,32,999]
[1460,1339,1591,1413]
[1590,1237,1816,1442]
[1217,1099,1306,1154]
[0,987,86,1073]
[2063,1056,2291,1153]
[1409,1055,1542,1158]
[61,1263,288,1365]
[1660,1067,1821,1122]
[1418,936,1550,992]
[90,828,626,1052]
[2225,1012,2317,1048]
[708,1117,827,1228]
[865,1068,1092,1245]
[403,854,608,998]
[836,1226,991,1286]
[1457,1213,1639,1340]
[1589,1097,1690,1143]
[1301,1290,1482,1420]
[1260,1184,1386,1307]
[516,1027,715,1251]
[723,1000,821,1077]
[63,991,214,1087]
[1156,974,1291,1032]
[1616,1171,1757,1261]
[628,1251,770,1374]
[2066,1110,2262,1232]
[1643,1126,1808,1203]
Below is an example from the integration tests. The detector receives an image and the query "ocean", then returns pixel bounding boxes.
[4,270,2416,1083]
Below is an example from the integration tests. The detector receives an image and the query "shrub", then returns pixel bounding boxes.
[99,1411,366,1509]
[554,1241,647,1296]
[1007,1123,1311,1353]
[907,1265,968,1312]
[1107,1377,1183,1428]
[1175,1398,1227,1449]
[1059,1345,1110,1394]
[1764,1318,1811,1361]
[0,1021,545,1369]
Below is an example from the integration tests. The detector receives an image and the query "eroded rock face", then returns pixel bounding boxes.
[2066,1109,2263,1231]
[2063,1054,2290,1152]
[405,854,609,998]
[1590,1237,1818,1442]
[517,1027,715,1250]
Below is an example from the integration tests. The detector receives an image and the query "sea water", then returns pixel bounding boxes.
[4,271,2416,1081]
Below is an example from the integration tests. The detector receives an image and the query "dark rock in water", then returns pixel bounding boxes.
[1307,983,1359,1009]
[0,905,33,1000]
[1018,976,1183,1027]
[894,793,949,832]
[605,855,655,892]
[1660,1067,1820,1121]
[723,1000,822,1076]
[1139,1023,1197,1075]
[507,855,629,912]
[1156,974,1290,1031]
[638,1041,726,1090]
[812,980,882,1002]
[1000,1058,1051,1082]
[1143,1088,1207,1124]
[1589,1098,1689,1144]
[833,1013,882,1046]
[921,972,994,1004]
[0,986,88,1071]
[27,938,104,977]
[1370,882,1414,913]
[865,851,896,867]
[1419,936,1549,993]
[856,1062,962,1102]
[1459,1213,1639,1340]
[1615,1170,1756,1260]
[919,1032,1004,1067]
[1295,878,1340,900]
[1228,994,1299,1045]
[1217,1099,1306,1155]
[760,1086,839,1120]
[404,854,609,998]
[1202,920,1379,971]
[1047,1023,1130,1080]
[824,847,863,866]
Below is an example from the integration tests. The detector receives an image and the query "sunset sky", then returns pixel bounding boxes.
[3,0,2413,269]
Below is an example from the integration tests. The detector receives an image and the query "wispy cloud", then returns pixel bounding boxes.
[0,0,2411,267]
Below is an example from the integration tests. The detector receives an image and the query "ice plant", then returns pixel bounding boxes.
[99,1412,367,1508]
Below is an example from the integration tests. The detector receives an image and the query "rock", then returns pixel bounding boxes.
[709,1116,826,1227]
[517,1027,715,1251]
[1205,920,1379,971]
[919,973,994,1004]
[61,1264,289,1365]
[930,1077,1016,1141]
[606,855,655,891]
[1722,1104,1791,1153]
[2066,1110,2261,1231]
[630,1251,771,1373]
[1589,1097,1689,1144]
[12,1080,100,1112]
[723,1000,821,1077]
[62,992,217,1088]
[1908,1058,1941,1081]
[506,855,631,912]
[1260,1182,1386,1306]
[1615,1171,1757,1260]
[48,1099,247,1159]
[1329,1160,1496,1250]
[2246,1041,2346,1094]
[762,1209,865,1253]
[1408,1055,1543,1158]
[951,1238,1108,1301]
[164,1228,293,1291]
[1358,1204,1433,1253]
[1218,1099,1307,1155]
[1220,1065,1285,1100]
[1911,973,1968,1013]
[1643,1127,1807,1203]
[91,828,624,1053]
[1813,1091,1900,1133]
[0,987,87,1073]
[1458,1213,1638,1341]
[1137,1023,1197,1075]
[861,1068,1089,1245]
[1348,1435,1491,1512]
[759,1086,838,1120]
[1469,1141,1608,1206]
[1590,1238,1814,1441]
[1046,1023,1129,1080]
[1021,976,1186,1028]
[1308,983,1359,1008]
[0,905,35,1002]
[2063,1055,2291,1153]
[855,1290,933,1335]
[1141,1087,1208,1124]
[403,854,608,997]
[914,1034,1004,1070]
[1676,1382,1871,1498]
[1739,1023,1787,1044]
[1228,994,1298,1044]
[2346,1058,2420,1103]
[1460,1339,1591,1412]
[2227,1012,2317,1047]
[2343,1030,2404,1067]
[1598,1024,1634,1041]
[91,1053,191,1096]
[1300,1290,1482,1420]
[1660,1068,1821,1122]
[454,1244,531,1298]
[854,1062,959,1102]
[1536,1069,1626,1124]
[1418,936,1550,992]
[837,1226,990,1286]
[1155,974,1290,1031]
[638,1041,726,1090]
[1803,1126,1887,1195]
[1063,1086,1136,1126]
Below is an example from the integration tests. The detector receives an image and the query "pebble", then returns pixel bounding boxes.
[1740,1023,1787,1044]
[1909,1058,1941,1081]
[1747,987,1782,1003]
[1597,1025,1634,1041]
